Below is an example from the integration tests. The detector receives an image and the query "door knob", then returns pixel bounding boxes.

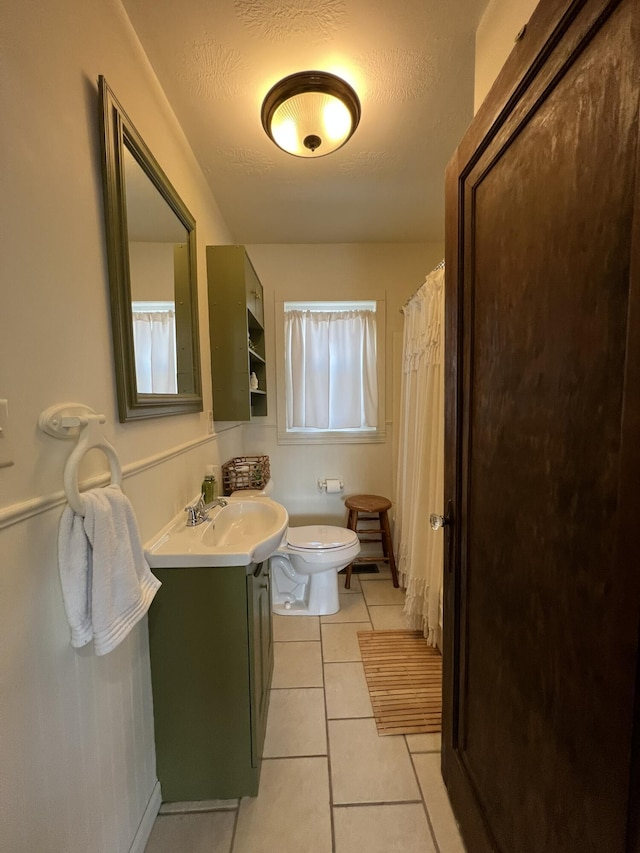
[430,512,450,531]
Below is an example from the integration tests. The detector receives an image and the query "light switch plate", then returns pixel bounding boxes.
[0,399,14,468]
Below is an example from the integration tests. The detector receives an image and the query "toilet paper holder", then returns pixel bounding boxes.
[318,478,344,493]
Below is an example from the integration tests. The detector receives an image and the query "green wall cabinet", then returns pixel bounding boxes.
[207,245,267,421]
[148,560,273,801]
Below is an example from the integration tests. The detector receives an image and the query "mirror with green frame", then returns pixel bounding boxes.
[98,75,203,421]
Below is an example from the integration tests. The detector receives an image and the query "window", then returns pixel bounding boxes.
[276,300,385,444]
[131,301,177,393]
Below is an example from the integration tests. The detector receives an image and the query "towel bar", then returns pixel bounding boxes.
[39,403,122,515]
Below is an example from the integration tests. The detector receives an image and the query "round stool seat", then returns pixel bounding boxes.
[345,494,392,513]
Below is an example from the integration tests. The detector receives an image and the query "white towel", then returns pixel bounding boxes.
[58,484,161,655]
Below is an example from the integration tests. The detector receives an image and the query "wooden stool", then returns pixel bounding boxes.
[344,494,399,589]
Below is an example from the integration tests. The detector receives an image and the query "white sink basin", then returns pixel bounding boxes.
[145,496,289,568]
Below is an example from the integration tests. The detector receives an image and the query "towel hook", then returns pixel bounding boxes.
[39,403,122,515]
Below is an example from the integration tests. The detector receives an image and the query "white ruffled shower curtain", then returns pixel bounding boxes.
[395,266,445,646]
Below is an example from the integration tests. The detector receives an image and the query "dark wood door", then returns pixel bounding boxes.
[442,1,640,850]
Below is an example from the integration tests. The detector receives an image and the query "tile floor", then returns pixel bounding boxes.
[144,565,466,853]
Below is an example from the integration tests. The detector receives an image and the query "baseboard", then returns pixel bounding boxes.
[129,780,162,853]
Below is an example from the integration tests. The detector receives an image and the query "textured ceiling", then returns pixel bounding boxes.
[121,0,488,243]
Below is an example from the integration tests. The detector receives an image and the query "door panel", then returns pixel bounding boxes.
[443,1,640,850]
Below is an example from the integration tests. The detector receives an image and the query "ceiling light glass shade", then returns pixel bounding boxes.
[261,71,361,158]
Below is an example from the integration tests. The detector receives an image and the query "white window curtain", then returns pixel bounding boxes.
[394,266,445,646]
[285,308,377,430]
[132,307,178,394]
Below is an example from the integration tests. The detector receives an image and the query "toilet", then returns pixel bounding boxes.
[230,481,360,616]
[270,525,360,616]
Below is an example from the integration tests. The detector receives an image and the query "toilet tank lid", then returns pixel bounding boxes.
[287,525,358,550]
[231,479,273,497]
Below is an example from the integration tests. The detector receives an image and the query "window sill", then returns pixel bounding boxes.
[277,428,386,445]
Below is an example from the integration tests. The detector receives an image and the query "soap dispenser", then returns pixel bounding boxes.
[201,465,218,503]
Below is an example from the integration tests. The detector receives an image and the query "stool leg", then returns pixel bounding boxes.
[379,512,389,561]
[344,508,358,589]
[380,510,399,588]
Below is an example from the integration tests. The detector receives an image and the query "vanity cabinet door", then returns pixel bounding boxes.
[247,560,273,767]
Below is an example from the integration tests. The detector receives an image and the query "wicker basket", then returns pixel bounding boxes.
[221,455,270,495]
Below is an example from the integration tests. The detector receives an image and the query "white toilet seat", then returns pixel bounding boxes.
[286,525,358,551]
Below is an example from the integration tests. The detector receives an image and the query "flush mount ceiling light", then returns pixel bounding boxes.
[261,71,361,158]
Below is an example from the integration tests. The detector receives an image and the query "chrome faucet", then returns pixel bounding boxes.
[185,494,207,527]
[184,494,228,527]
[204,497,228,511]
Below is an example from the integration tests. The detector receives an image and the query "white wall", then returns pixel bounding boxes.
[129,243,176,301]
[0,1,241,851]
[474,0,540,112]
[244,243,444,525]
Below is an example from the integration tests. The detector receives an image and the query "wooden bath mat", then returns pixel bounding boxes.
[357,630,442,736]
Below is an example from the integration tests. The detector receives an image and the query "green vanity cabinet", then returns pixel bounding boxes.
[206,245,267,421]
[147,560,273,801]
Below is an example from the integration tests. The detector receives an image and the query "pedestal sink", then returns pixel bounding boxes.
[144,496,289,568]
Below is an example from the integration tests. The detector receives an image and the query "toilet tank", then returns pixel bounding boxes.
[231,479,274,497]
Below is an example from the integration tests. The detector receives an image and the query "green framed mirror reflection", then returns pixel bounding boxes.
[98,75,203,421]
